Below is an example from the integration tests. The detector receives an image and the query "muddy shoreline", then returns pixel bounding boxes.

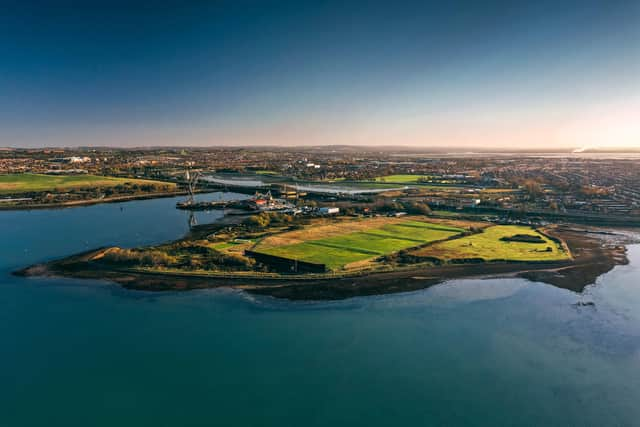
[14,227,634,300]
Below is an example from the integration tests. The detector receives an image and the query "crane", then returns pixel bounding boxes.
[185,168,201,206]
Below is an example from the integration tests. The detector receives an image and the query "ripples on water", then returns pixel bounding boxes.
[1,195,640,426]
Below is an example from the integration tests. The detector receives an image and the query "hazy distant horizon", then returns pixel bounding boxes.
[1,1,638,149]
[4,143,640,154]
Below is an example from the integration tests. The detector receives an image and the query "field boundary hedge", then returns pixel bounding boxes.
[245,250,327,273]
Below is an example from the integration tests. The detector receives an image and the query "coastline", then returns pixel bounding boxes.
[0,191,189,211]
[14,226,633,300]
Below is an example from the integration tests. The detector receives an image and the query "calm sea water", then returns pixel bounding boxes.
[2,195,640,427]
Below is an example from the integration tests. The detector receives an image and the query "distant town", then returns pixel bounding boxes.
[2,146,640,225]
[6,146,635,299]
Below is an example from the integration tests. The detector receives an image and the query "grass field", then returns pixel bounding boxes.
[373,174,430,183]
[0,173,175,195]
[255,219,465,270]
[370,175,517,193]
[300,181,403,190]
[411,225,570,262]
[368,175,475,191]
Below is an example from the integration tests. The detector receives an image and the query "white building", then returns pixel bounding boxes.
[319,207,340,215]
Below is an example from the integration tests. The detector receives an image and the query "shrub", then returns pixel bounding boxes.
[101,248,174,267]
[404,201,431,215]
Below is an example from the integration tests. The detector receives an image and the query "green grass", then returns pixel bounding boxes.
[431,210,462,217]
[431,210,489,218]
[300,181,403,190]
[373,225,460,241]
[365,175,471,190]
[260,243,372,270]
[210,242,236,250]
[261,223,569,270]
[345,182,405,189]
[211,239,255,251]
[416,225,569,262]
[311,233,418,254]
[0,173,174,195]
[393,220,465,233]
[373,174,430,183]
[256,219,464,270]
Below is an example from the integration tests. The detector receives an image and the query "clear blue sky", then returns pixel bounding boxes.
[1,0,638,148]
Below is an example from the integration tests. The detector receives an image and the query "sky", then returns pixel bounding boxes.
[1,0,638,149]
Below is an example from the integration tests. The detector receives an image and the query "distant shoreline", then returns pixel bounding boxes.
[0,190,188,211]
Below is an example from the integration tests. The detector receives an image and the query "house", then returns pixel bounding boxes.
[319,207,340,215]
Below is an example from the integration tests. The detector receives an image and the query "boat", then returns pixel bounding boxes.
[176,200,229,210]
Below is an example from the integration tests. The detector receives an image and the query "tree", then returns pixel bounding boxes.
[245,213,270,228]
[405,201,431,215]
[522,180,543,201]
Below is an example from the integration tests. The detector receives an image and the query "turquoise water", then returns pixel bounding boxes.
[2,196,640,426]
